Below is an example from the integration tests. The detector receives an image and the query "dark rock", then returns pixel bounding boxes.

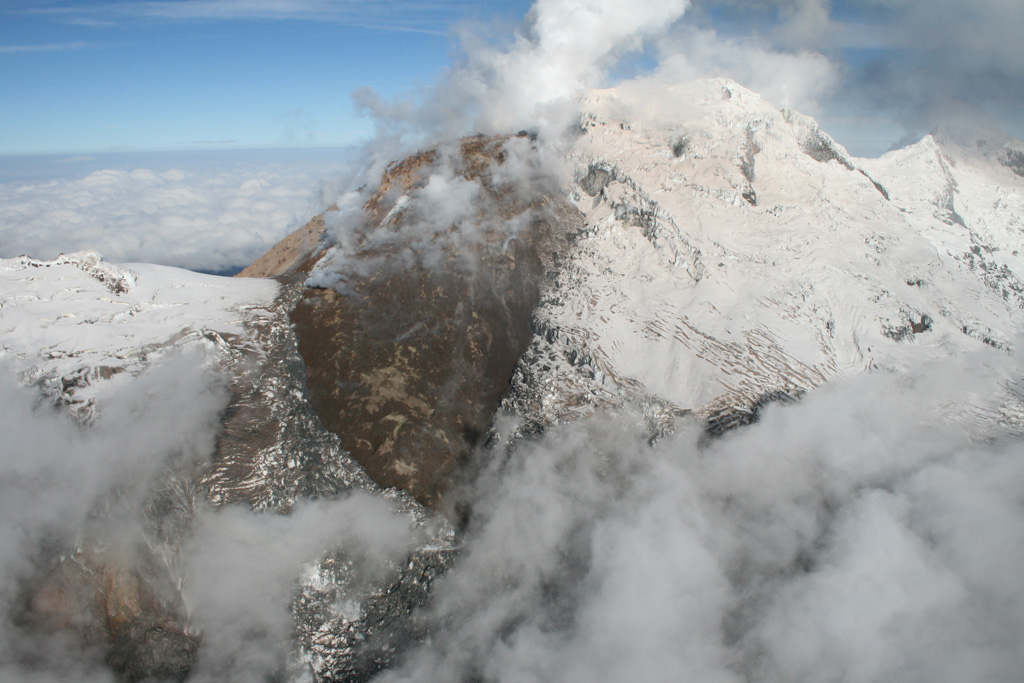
[882,312,933,341]
[858,169,891,200]
[801,130,855,170]
[1001,149,1024,178]
[703,390,801,439]
[910,314,933,334]
[580,164,613,197]
[671,137,689,158]
[284,136,579,510]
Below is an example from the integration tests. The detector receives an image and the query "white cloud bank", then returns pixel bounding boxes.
[0,352,416,682]
[379,352,1024,682]
[0,157,348,273]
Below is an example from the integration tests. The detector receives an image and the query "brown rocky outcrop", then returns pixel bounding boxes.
[236,209,331,280]
[241,134,578,511]
[16,137,580,680]
[29,548,197,682]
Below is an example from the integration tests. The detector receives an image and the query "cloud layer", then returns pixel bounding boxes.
[0,155,348,272]
[379,353,1024,682]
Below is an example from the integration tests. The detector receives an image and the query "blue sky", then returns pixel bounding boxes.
[0,1,532,154]
[1,0,1021,157]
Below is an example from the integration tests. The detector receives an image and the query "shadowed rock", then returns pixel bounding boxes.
[29,548,198,683]
[269,134,577,511]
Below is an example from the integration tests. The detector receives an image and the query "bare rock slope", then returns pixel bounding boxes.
[242,133,580,510]
[255,80,1024,509]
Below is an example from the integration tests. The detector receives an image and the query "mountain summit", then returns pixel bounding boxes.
[274,78,1024,470]
[3,79,1023,682]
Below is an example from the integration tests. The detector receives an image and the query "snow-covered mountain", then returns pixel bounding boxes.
[3,79,1024,682]
[509,79,1024,435]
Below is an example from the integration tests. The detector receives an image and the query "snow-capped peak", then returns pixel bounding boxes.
[503,80,1024,433]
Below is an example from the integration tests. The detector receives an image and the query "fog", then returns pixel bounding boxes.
[0,354,223,682]
[184,493,415,681]
[0,354,415,682]
[378,353,1024,682]
[0,151,350,273]
[4,319,1022,681]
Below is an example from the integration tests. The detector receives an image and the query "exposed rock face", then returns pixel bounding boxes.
[236,210,330,279]
[30,550,197,683]
[201,276,373,510]
[252,134,579,510]
[191,277,458,681]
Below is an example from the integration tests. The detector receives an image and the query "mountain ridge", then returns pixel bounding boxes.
[2,77,1023,681]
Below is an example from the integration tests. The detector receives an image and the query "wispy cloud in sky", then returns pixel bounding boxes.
[0,41,89,53]
[28,0,489,34]
[687,0,1024,146]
